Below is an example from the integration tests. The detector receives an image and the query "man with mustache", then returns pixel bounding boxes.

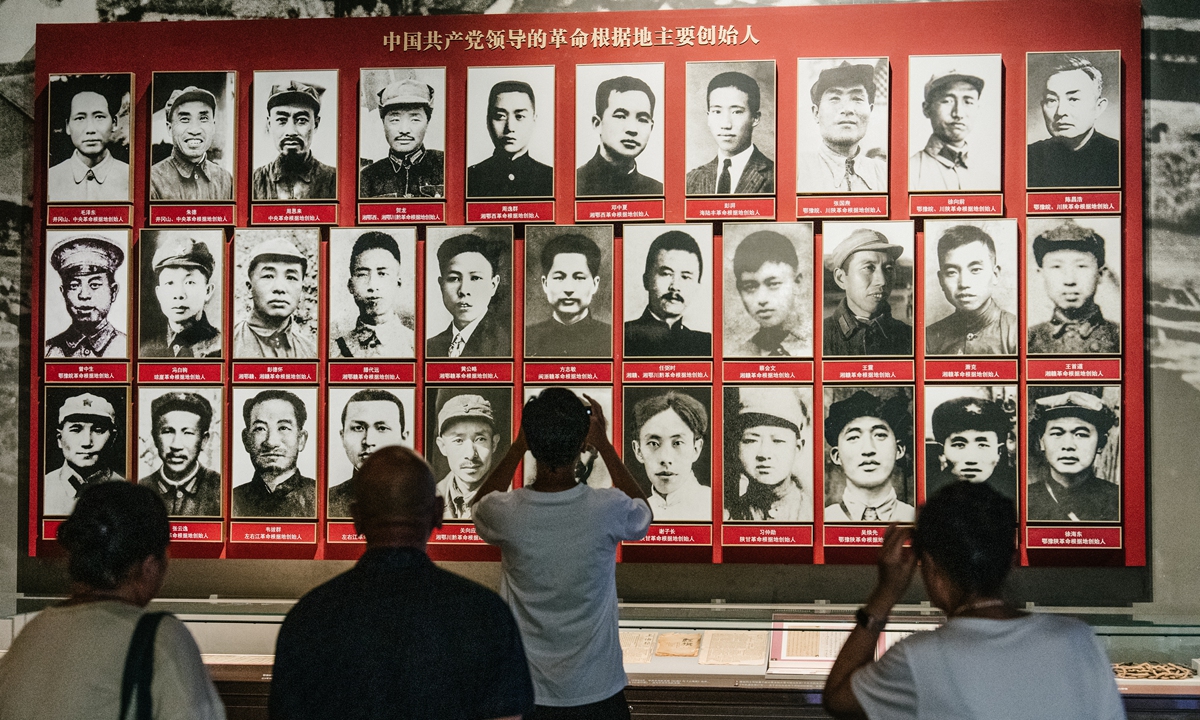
[625,230,711,357]
[139,391,221,517]
[729,230,810,357]
[468,81,552,198]
[44,392,125,516]
[926,395,1016,504]
[796,62,887,194]
[1028,219,1119,354]
[823,228,911,357]
[1026,389,1120,522]
[686,71,774,195]
[925,225,1018,356]
[824,390,914,523]
[332,231,415,358]
[141,234,221,358]
[1028,56,1120,189]
[45,234,127,359]
[233,236,317,359]
[150,85,234,201]
[234,389,315,518]
[360,78,445,199]
[47,80,130,203]
[630,390,710,521]
[251,81,336,201]
[328,389,408,518]
[427,233,510,358]
[434,394,501,521]
[910,69,985,191]
[525,232,611,358]
[576,75,663,197]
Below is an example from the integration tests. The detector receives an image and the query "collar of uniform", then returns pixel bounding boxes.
[65,463,113,494]
[443,473,474,514]
[840,482,898,520]
[740,472,805,516]
[818,140,861,167]
[947,297,1002,334]
[491,148,530,164]
[1043,471,1101,504]
[650,473,703,507]
[833,298,894,340]
[922,135,970,169]
[750,324,805,354]
[552,308,590,326]
[70,149,115,184]
[246,315,298,347]
[1066,127,1097,152]
[641,306,683,331]
[348,317,382,349]
[61,320,118,354]
[268,152,318,183]
[166,148,213,181]
[589,148,638,179]
[169,312,220,347]
[1049,302,1104,338]
[157,465,200,495]
[388,146,427,172]
[254,469,300,494]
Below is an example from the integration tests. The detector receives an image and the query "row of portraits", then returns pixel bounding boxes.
[46,52,1122,204]
[43,383,1123,526]
[43,217,1123,362]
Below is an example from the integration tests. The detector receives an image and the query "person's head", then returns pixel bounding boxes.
[247,236,307,322]
[164,86,218,162]
[705,72,761,156]
[436,234,501,327]
[1033,220,1105,313]
[1041,56,1107,142]
[56,393,117,473]
[340,389,407,471]
[825,390,910,491]
[912,482,1016,608]
[152,235,215,330]
[936,225,999,314]
[350,445,443,547]
[632,391,707,497]
[922,70,983,147]
[265,81,323,158]
[523,388,590,471]
[540,233,601,322]
[1031,389,1115,482]
[487,81,536,157]
[51,235,123,330]
[733,230,801,330]
[377,79,434,155]
[241,389,308,475]
[643,230,704,322]
[150,391,212,481]
[435,394,500,490]
[735,387,808,488]
[931,397,1010,483]
[348,231,404,324]
[810,62,875,152]
[58,483,170,602]
[64,88,117,160]
[830,228,903,318]
[593,75,656,163]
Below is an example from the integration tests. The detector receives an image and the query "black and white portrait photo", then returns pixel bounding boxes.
[522,386,614,489]
[231,386,318,519]
[42,385,129,517]
[44,229,131,359]
[821,221,914,357]
[575,63,664,198]
[138,229,224,359]
[425,226,513,359]
[1026,216,1122,355]
[251,69,338,201]
[1027,51,1122,190]
[524,225,613,358]
[466,65,555,199]
[425,386,512,521]
[329,227,416,359]
[822,386,914,524]
[149,71,236,202]
[923,219,1018,357]
[623,223,713,358]
[47,73,133,204]
[232,228,320,359]
[1026,385,1121,523]
[359,67,446,199]
[623,385,712,522]
[723,386,814,523]
[796,58,889,195]
[923,385,1017,505]
[136,387,223,518]
[722,222,813,358]
[908,55,1002,193]
[685,61,776,196]
[327,386,415,519]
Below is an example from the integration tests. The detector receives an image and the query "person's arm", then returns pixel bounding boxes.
[469,428,526,507]
[582,394,649,506]
[823,524,917,720]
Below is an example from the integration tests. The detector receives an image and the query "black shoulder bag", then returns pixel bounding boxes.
[119,611,170,720]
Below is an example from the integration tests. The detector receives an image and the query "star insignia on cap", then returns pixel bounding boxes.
[964,402,981,414]
[82,398,93,407]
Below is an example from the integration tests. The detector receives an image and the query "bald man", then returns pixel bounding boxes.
[270,446,534,720]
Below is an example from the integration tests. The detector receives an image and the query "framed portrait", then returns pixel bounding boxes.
[424,385,513,521]
[359,67,447,200]
[523,224,614,359]
[574,63,665,198]
[424,226,514,359]
[231,228,320,360]
[230,386,319,519]
[821,220,914,358]
[465,65,555,199]
[923,385,1017,506]
[44,228,132,360]
[722,222,814,359]
[622,223,714,358]
[327,386,416,519]
[622,385,712,522]
[251,69,339,202]
[46,73,134,204]
[328,227,417,360]
[684,60,776,197]
[42,384,130,517]
[521,386,614,488]
[922,219,1018,357]
[822,385,914,524]
[796,57,890,195]
[136,386,224,518]
[138,229,225,359]
[722,385,814,523]
[907,54,1002,193]
[1025,216,1122,356]
[149,71,237,202]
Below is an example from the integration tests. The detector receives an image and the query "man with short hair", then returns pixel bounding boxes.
[796,62,887,193]
[233,236,317,358]
[823,228,912,356]
[252,81,337,200]
[270,445,535,720]
[624,230,711,357]
[360,79,445,199]
[434,394,501,521]
[45,234,127,358]
[686,72,774,195]
[576,75,663,196]
[44,392,125,516]
[468,81,553,197]
[150,86,234,201]
[142,235,221,358]
[910,69,985,191]
[332,231,415,358]
[630,390,710,521]
[725,387,811,522]
[47,83,130,202]
[1028,56,1120,188]
[729,230,810,357]
[823,390,914,522]
[927,396,1015,503]
[925,225,1018,356]
[139,391,221,517]
[233,389,316,518]
[1027,389,1120,522]
[1028,219,1119,354]
[525,233,611,357]
[427,234,510,358]
[328,389,408,518]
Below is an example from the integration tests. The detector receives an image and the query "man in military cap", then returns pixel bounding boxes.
[823,389,914,523]
[467,81,553,198]
[823,228,911,357]
[333,231,415,358]
[1028,56,1120,189]
[1027,388,1120,522]
[1028,219,1119,354]
[724,387,811,522]
[629,390,710,521]
[233,236,318,358]
[525,232,611,358]
[910,69,985,191]
[925,224,1018,356]
[44,392,125,516]
[625,230,711,357]
[139,391,221,517]
[141,234,221,358]
[576,75,663,197]
[328,389,408,518]
[729,230,810,357]
[360,79,445,199]
[927,395,1016,503]
[234,389,316,518]
[427,234,510,358]
[150,86,234,202]
[796,62,887,194]
[433,393,502,520]
[47,79,130,203]
[686,71,775,195]
[252,81,337,201]
[45,234,128,358]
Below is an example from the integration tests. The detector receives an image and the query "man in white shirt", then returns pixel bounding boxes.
[823,389,914,523]
[797,62,887,194]
[685,71,774,195]
[910,69,987,192]
[427,233,510,358]
[331,231,415,358]
[47,83,130,203]
[629,390,711,521]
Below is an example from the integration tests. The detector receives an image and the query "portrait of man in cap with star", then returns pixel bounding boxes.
[796,58,889,195]
[425,387,512,521]
[723,386,813,523]
[139,229,223,359]
[46,73,133,204]
[44,229,130,359]
[150,72,236,202]
[821,221,914,357]
[43,385,128,517]
[1026,385,1121,523]
[1027,51,1122,190]
[359,68,446,199]
[722,222,813,358]
[908,55,1002,192]
[466,66,555,199]
[924,386,1017,505]
[329,228,416,359]
[231,386,319,519]
[232,228,320,359]
[137,387,222,518]
[252,70,339,201]
[822,386,914,524]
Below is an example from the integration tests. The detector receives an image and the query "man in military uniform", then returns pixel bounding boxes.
[1028,219,1119,354]
[1027,389,1120,522]
[625,230,711,357]
[925,225,1018,356]
[1028,56,1120,189]
[525,232,611,357]
[433,394,501,521]
[332,231,415,358]
[359,79,445,199]
[729,230,810,357]
[150,86,234,201]
[427,234,510,358]
[142,234,221,358]
[252,81,337,201]
[823,390,914,523]
[926,396,1016,504]
[823,228,912,356]
[576,75,663,197]
[45,234,127,358]
[328,389,408,518]
[233,236,318,358]
[796,62,887,194]
[910,69,986,192]
[47,81,130,203]
[43,392,125,516]
[724,387,811,522]
[467,81,553,198]
[686,71,775,195]
[234,389,316,518]
[139,391,221,517]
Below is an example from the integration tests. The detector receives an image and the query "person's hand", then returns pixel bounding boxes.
[868,524,917,612]
[582,394,608,447]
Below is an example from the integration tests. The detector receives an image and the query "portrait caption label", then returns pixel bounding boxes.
[685,198,776,221]
[429,523,487,544]
[149,205,236,226]
[1027,358,1121,381]
[229,522,318,543]
[137,363,223,383]
[466,202,554,224]
[629,525,713,545]
[232,363,319,383]
[45,362,129,383]
[575,199,664,223]
[796,196,888,219]
[329,363,416,384]
[822,360,913,383]
[823,525,891,547]
[624,361,712,382]
[425,362,513,383]
[1027,192,1121,215]
[169,522,223,543]
[925,360,1018,382]
[722,361,813,383]
[47,205,132,226]
[909,194,1003,216]
[524,363,612,384]
[721,525,813,546]
[250,204,338,225]
[1027,526,1122,549]
[358,202,447,224]
[327,522,366,543]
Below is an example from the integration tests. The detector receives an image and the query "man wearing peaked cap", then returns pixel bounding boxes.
[725,387,812,522]
[1027,387,1120,522]
[1028,219,1119,354]
[434,393,501,520]
[151,85,233,202]
[823,228,912,357]
[252,80,337,201]
[139,391,221,517]
[910,67,987,191]
[360,78,445,199]
[926,395,1017,504]
[44,391,125,516]
[823,389,914,523]
[797,61,888,194]
[46,234,128,359]
[142,234,222,358]
[233,235,318,359]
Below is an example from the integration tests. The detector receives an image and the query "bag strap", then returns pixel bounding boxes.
[119,611,170,720]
